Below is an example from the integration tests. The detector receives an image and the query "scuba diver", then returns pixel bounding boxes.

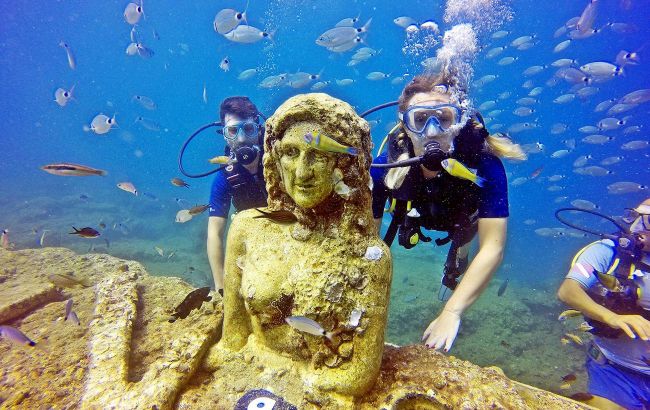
[558,199,650,409]
[370,73,526,352]
[207,97,268,297]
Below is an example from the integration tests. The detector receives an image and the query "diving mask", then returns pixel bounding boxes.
[623,206,650,234]
[400,103,464,137]
[222,119,259,141]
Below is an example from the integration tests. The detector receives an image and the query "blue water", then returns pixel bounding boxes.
[1,0,649,394]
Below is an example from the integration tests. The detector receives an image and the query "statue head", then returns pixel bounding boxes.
[264,93,374,235]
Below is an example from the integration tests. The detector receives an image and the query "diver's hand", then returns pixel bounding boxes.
[422,309,461,352]
[604,313,650,340]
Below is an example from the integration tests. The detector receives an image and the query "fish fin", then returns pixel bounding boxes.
[253,208,270,218]
[69,226,79,234]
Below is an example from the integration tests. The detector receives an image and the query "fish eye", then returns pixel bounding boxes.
[137,6,142,12]
[236,13,242,19]
[64,92,69,97]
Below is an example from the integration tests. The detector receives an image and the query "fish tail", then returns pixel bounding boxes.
[96,170,108,176]
[324,331,334,341]
[475,175,487,187]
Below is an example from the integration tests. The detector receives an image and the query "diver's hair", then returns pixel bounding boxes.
[264,93,375,238]
[397,73,465,112]
[219,96,259,123]
[485,133,527,161]
[384,153,411,190]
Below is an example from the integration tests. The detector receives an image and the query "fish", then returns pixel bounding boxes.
[523,65,546,77]
[1,229,9,249]
[54,86,75,107]
[188,204,209,215]
[335,78,354,86]
[0,326,37,347]
[175,209,193,223]
[219,56,230,72]
[574,166,612,177]
[332,169,353,198]
[497,56,517,66]
[551,149,570,159]
[580,62,623,78]
[154,246,164,257]
[620,89,650,105]
[135,116,161,131]
[253,208,297,224]
[570,199,598,210]
[621,140,649,150]
[287,71,322,88]
[366,71,390,81]
[69,226,100,238]
[573,155,593,167]
[171,178,189,188]
[123,1,144,25]
[39,230,49,247]
[491,30,510,39]
[441,159,486,187]
[259,74,288,88]
[576,0,598,33]
[393,16,416,28]
[213,8,247,34]
[224,25,273,44]
[564,332,584,346]
[316,19,372,48]
[132,95,156,110]
[202,83,208,103]
[126,42,139,56]
[530,166,544,179]
[85,113,117,135]
[168,287,212,322]
[336,15,360,27]
[285,316,334,341]
[208,155,231,165]
[562,373,577,382]
[117,182,138,196]
[59,41,76,69]
[237,68,258,80]
[582,134,614,144]
[600,156,624,166]
[558,309,582,321]
[485,47,505,59]
[48,273,92,288]
[576,321,594,332]
[66,311,80,326]
[553,39,572,53]
[135,43,154,59]
[497,278,509,296]
[560,337,570,345]
[569,392,594,402]
[303,131,357,155]
[607,181,647,194]
[40,163,108,177]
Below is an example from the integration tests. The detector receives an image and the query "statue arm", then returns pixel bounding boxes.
[311,253,392,396]
[219,217,252,351]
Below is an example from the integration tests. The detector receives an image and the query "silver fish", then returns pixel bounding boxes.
[573,155,593,167]
[582,134,614,144]
[0,325,36,347]
[224,25,272,44]
[285,316,333,340]
[621,140,649,150]
[213,8,246,34]
[576,0,598,33]
[132,95,156,110]
[316,19,371,48]
[135,116,161,132]
[59,41,76,70]
[607,181,647,194]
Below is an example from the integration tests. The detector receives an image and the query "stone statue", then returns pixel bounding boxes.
[204,93,392,408]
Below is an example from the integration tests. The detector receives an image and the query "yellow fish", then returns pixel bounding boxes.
[597,272,621,291]
[303,131,358,155]
[576,321,594,332]
[564,332,584,346]
[441,158,486,187]
[208,155,230,164]
[558,309,582,322]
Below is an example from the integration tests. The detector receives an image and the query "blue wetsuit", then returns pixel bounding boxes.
[208,157,267,218]
[566,239,650,408]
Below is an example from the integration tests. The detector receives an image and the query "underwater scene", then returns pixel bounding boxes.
[1,0,649,407]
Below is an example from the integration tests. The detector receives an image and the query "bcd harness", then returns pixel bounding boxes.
[224,148,268,212]
[381,120,487,291]
[570,240,650,338]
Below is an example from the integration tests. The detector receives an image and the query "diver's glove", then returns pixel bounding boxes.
[421,141,449,172]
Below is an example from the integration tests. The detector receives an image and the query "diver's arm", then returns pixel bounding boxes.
[558,278,650,340]
[423,217,506,351]
[445,217,506,313]
[207,216,227,291]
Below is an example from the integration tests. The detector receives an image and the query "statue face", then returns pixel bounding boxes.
[277,122,337,209]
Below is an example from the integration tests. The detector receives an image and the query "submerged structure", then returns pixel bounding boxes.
[0,94,591,409]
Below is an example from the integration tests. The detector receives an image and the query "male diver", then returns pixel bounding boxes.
[207,97,268,297]
[558,199,650,409]
[371,74,525,352]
